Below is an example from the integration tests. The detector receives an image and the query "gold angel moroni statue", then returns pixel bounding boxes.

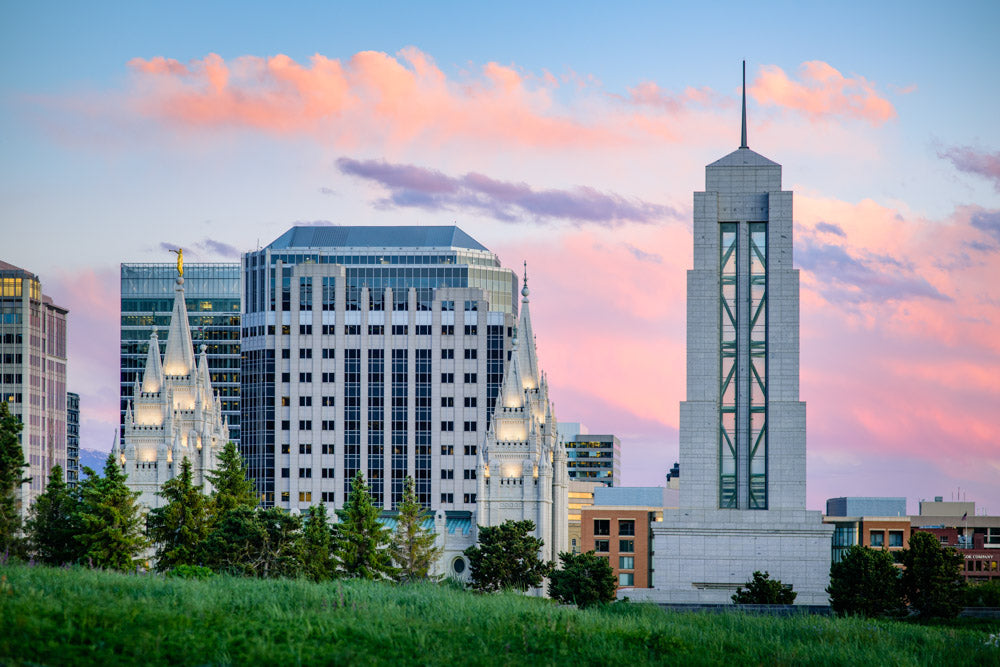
[169,248,184,277]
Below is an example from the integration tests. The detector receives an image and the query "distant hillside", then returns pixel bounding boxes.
[78,448,111,476]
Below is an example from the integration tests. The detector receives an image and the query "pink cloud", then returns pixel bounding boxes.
[751,61,896,125]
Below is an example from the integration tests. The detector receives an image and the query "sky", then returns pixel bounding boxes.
[2,1,999,513]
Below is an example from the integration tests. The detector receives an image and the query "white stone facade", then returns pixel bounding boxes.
[477,281,569,564]
[118,276,229,510]
[632,127,832,605]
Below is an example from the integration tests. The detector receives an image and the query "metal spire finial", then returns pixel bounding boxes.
[740,60,748,149]
[521,260,530,298]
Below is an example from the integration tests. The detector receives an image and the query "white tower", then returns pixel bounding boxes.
[634,63,832,605]
[477,266,569,565]
[121,270,230,509]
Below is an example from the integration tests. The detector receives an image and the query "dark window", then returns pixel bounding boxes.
[441,396,454,407]
[464,349,477,359]
[441,348,454,359]
[464,445,477,456]
[594,539,609,553]
[463,493,476,504]
[463,373,477,383]
[299,396,312,406]
[463,421,477,432]
[464,325,477,336]
[464,469,476,480]
[618,520,635,536]
[594,519,610,536]
[441,445,454,455]
[464,397,477,408]
[441,373,454,383]
[299,443,312,454]
[441,469,454,479]
[299,348,312,359]
[441,421,454,431]
[281,468,290,478]
[619,539,634,553]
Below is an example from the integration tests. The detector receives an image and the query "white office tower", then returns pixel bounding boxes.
[477,274,569,562]
[118,272,230,509]
[633,66,832,605]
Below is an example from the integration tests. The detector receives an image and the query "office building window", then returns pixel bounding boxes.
[441,396,454,407]
[870,531,885,548]
[618,520,635,536]
[594,519,610,536]
[619,539,634,553]
[619,556,634,570]
[463,493,476,504]
[889,531,904,548]
[441,493,454,504]
[595,539,609,553]
[441,469,454,480]
[618,572,634,586]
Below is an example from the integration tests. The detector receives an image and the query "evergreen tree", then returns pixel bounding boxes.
[899,530,966,618]
[391,476,441,582]
[25,465,81,565]
[147,457,210,571]
[205,441,257,521]
[732,571,797,605]
[75,454,149,570]
[548,550,618,608]
[301,504,338,582]
[0,401,28,556]
[465,520,554,593]
[338,472,396,580]
[826,545,903,617]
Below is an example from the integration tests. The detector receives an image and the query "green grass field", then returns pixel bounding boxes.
[1,563,997,666]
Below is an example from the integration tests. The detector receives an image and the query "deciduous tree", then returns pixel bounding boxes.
[826,545,903,617]
[338,472,396,580]
[391,476,441,582]
[548,550,617,607]
[465,520,554,593]
[899,530,966,618]
[732,571,796,605]
[201,506,303,578]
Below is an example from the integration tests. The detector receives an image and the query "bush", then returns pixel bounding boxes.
[465,520,553,592]
[548,551,617,608]
[963,580,1000,608]
[827,545,903,617]
[732,571,796,605]
[165,565,214,580]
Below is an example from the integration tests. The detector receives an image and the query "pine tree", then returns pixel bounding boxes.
[391,476,441,582]
[301,504,338,582]
[338,471,396,580]
[0,401,28,556]
[25,464,81,565]
[75,453,149,570]
[465,520,554,592]
[205,441,257,521]
[147,457,210,571]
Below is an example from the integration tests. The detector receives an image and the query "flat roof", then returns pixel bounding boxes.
[266,225,489,252]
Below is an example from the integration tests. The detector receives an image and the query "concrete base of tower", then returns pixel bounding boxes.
[627,508,833,606]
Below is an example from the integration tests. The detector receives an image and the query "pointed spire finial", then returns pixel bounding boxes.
[521,261,530,298]
[740,60,748,149]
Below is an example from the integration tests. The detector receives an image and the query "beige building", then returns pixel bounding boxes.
[0,260,68,511]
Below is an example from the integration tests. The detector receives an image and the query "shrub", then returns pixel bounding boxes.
[964,580,1000,608]
[548,550,617,608]
[827,545,903,617]
[465,520,553,592]
[166,565,214,580]
[732,571,796,605]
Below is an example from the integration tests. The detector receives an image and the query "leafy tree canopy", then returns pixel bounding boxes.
[548,550,617,608]
[827,545,903,617]
[732,571,797,605]
[465,520,554,593]
[899,530,966,619]
[391,476,441,583]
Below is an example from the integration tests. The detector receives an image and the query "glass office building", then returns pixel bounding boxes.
[120,263,241,446]
[241,226,518,509]
[565,434,621,487]
[66,391,79,487]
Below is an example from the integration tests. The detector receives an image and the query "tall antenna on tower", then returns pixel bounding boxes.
[740,60,748,149]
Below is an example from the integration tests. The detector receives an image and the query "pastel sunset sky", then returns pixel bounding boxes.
[2,2,998,512]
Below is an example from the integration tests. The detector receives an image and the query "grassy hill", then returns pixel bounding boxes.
[1,563,997,665]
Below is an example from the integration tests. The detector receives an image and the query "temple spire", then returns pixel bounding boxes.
[740,60,748,149]
[162,276,195,376]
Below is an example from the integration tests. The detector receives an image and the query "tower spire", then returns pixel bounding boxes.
[740,60,748,149]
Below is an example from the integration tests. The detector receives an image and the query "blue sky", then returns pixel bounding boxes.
[2,1,999,511]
